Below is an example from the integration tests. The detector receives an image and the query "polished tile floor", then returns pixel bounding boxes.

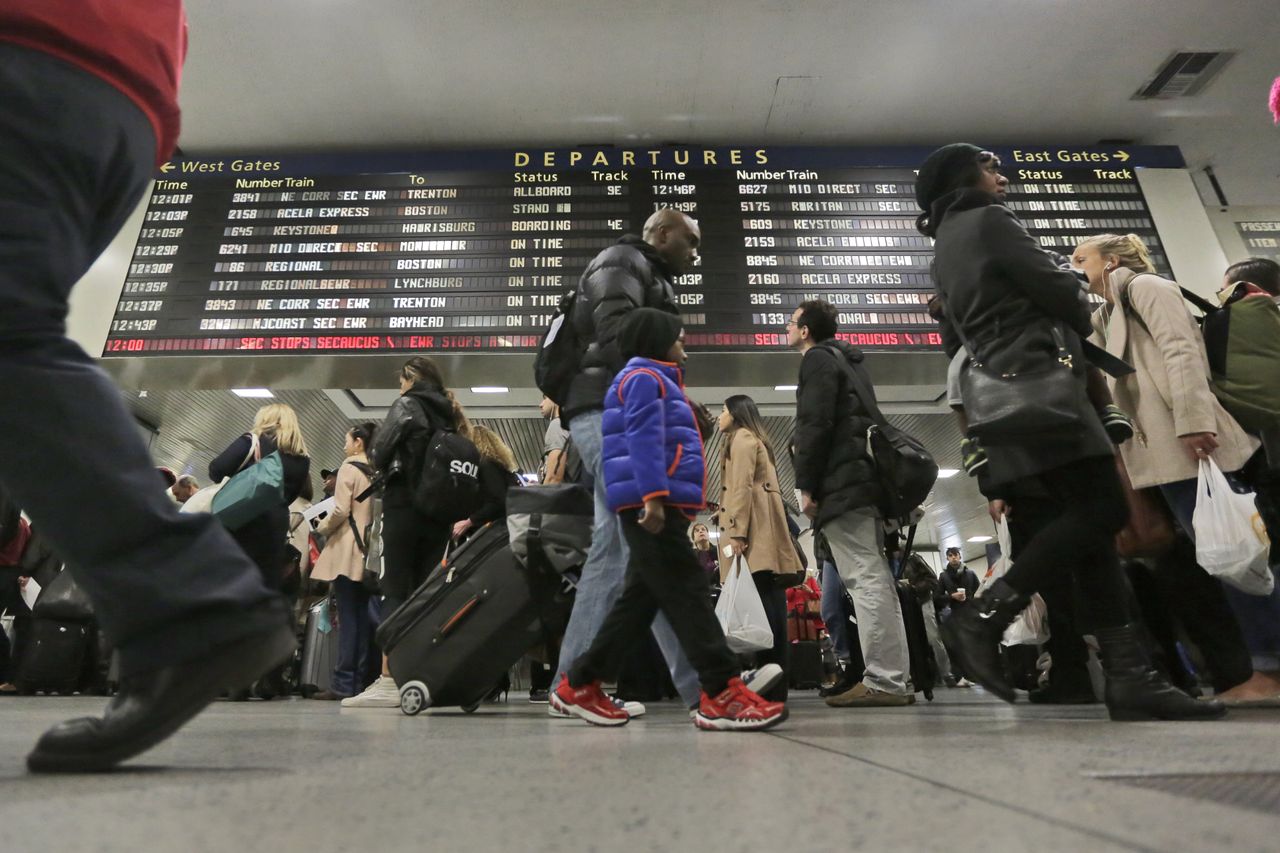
[1,689,1278,852]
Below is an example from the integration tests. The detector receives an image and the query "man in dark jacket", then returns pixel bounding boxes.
[937,547,980,614]
[552,209,706,712]
[0,3,295,772]
[790,299,912,708]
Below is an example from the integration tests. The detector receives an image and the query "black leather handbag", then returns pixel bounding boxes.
[956,323,1088,444]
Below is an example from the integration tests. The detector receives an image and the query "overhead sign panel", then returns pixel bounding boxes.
[106,145,1182,357]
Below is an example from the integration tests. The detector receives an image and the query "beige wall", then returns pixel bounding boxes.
[1136,169,1229,300]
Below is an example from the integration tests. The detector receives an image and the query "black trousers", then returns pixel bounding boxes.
[751,571,789,702]
[569,511,739,696]
[1004,494,1092,683]
[0,45,285,677]
[1001,455,1129,630]
[379,496,451,615]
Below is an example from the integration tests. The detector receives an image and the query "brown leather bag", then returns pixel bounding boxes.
[1114,454,1177,558]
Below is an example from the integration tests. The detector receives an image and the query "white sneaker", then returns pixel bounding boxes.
[549,696,643,718]
[743,664,784,697]
[341,675,400,708]
[956,678,974,689]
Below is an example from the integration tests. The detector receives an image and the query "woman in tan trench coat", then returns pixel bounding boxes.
[1077,234,1280,705]
[308,422,378,700]
[716,395,803,701]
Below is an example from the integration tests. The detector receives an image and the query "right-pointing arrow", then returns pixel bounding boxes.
[1114,151,1131,163]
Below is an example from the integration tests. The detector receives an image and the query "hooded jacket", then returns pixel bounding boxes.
[562,236,679,424]
[371,383,458,502]
[602,357,705,517]
[929,189,1112,487]
[792,339,883,523]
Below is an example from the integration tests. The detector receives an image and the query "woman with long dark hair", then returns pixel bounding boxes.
[342,357,470,708]
[716,394,801,701]
[917,143,1220,721]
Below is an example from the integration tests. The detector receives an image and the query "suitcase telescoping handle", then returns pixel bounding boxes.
[432,589,489,644]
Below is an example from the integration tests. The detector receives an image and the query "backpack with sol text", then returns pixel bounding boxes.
[412,428,483,523]
[533,289,586,407]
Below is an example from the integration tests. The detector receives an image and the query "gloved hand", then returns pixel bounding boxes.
[961,437,987,477]
[1099,404,1135,445]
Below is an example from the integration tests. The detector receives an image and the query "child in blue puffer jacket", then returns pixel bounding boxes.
[552,308,788,731]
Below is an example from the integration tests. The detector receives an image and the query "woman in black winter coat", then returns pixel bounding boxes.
[208,403,311,590]
[917,143,1219,722]
[341,356,470,708]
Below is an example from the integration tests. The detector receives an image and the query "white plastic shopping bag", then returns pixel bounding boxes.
[714,556,774,653]
[1192,458,1273,595]
[976,516,1049,646]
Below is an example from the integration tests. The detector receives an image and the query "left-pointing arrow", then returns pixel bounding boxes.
[159,162,175,173]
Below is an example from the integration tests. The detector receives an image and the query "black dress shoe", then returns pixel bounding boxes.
[27,622,296,773]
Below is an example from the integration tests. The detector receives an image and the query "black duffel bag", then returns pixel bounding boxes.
[507,483,593,577]
[842,355,939,521]
[33,567,94,622]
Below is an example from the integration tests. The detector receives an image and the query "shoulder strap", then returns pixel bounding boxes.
[833,350,888,428]
[616,367,668,403]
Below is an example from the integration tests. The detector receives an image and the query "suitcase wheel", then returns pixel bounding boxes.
[461,702,480,714]
[399,682,430,716]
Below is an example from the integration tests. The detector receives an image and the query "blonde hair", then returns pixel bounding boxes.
[1076,233,1156,274]
[252,403,309,456]
[470,424,517,472]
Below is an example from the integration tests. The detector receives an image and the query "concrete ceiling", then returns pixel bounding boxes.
[180,0,1280,205]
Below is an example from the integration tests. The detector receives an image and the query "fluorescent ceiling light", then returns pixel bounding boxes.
[232,388,274,398]
[936,468,960,479]
[967,535,993,543]
[774,385,798,391]
[470,386,509,394]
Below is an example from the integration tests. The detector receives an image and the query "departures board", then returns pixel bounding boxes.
[106,144,1184,357]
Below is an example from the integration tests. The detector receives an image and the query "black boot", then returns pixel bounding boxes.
[1096,624,1226,721]
[939,579,1030,703]
[819,664,860,698]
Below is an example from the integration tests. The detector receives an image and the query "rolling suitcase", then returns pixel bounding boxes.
[298,594,338,697]
[788,640,825,689]
[16,618,90,695]
[376,523,571,715]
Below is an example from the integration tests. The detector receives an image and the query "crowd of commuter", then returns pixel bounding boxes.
[1,0,1279,769]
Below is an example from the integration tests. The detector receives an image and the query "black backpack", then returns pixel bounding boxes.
[533,289,585,407]
[412,428,483,523]
[840,354,939,521]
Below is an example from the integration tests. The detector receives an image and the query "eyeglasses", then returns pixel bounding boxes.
[784,319,799,328]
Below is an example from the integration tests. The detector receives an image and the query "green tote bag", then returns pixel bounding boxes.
[211,434,286,530]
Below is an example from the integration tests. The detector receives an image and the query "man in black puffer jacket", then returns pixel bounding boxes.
[551,209,707,712]
[790,299,912,708]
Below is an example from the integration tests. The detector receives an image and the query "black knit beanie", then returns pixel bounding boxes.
[915,143,985,211]
[619,308,682,361]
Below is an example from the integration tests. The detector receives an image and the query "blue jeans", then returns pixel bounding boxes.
[554,410,701,705]
[819,560,851,660]
[332,576,374,696]
[1161,476,1280,666]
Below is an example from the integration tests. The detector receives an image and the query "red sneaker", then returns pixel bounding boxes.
[695,677,788,732]
[551,679,629,727]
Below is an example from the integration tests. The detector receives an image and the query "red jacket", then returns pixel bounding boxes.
[0,1,186,165]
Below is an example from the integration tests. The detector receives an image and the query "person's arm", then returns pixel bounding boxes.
[371,397,414,472]
[964,570,981,599]
[316,463,356,538]
[588,259,648,374]
[619,370,670,511]
[792,349,840,501]
[208,434,253,482]
[1127,277,1219,438]
[980,207,1092,337]
[719,432,758,550]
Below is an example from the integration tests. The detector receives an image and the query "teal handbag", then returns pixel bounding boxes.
[212,434,286,530]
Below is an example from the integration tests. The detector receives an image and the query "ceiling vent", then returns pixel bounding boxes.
[1133,51,1234,99]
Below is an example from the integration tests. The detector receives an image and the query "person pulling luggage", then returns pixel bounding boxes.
[552,309,787,730]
